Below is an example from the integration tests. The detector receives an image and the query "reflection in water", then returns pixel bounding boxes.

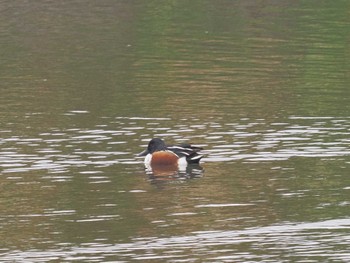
[145,163,204,181]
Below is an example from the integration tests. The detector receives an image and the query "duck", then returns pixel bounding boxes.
[138,138,203,168]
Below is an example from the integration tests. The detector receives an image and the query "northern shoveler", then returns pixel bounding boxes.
[138,138,203,168]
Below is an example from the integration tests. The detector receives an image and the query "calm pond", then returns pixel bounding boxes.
[1,1,350,262]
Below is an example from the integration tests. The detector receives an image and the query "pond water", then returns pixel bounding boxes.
[1,1,350,262]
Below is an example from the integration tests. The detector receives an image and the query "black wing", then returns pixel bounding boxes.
[167,144,203,164]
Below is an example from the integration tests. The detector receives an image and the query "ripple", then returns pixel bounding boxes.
[204,117,350,162]
[1,116,349,175]
[195,203,254,208]
[1,219,349,262]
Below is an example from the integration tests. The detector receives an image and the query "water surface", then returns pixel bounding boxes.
[1,1,350,262]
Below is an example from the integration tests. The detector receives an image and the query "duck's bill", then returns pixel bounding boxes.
[137,149,149,157]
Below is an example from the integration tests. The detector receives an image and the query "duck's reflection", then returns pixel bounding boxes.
[145,163,204,182]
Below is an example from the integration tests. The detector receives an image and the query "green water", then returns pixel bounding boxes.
[1,1,350,262]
